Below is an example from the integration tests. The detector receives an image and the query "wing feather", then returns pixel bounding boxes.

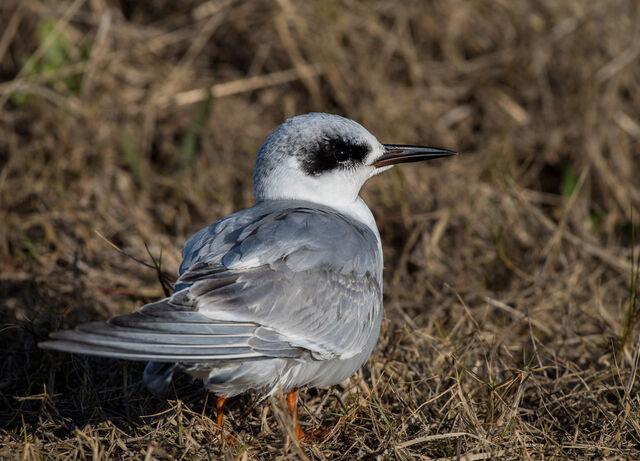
[40,201,382,364]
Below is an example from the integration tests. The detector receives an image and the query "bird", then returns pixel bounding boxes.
[39,112,455,441]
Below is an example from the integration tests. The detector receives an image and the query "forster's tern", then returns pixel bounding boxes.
[40,113,455,440]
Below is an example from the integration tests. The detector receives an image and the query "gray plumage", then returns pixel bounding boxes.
[40,112,454,399]
[42,201,382,397]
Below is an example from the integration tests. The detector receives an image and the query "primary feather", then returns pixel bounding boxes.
[40,200,383,397]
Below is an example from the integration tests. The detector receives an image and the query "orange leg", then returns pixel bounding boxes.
[216,396,227,432]
[286,388,307,440]
[214,396,238,445]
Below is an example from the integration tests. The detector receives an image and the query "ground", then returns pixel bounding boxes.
[1,1,640,459]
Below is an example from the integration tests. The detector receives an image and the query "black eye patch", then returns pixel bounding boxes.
[300,138,370,176]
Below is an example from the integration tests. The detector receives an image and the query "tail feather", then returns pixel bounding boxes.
[144,362,180,397]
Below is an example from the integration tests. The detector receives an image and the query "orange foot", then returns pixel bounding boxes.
[295,425,329,443]
[220,432,238,446]
[204,429,237,446]
[287,388,332,443]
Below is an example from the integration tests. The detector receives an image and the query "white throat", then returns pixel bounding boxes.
[333,197,380,239]
[256,156,371,203]
[255,162,380,241]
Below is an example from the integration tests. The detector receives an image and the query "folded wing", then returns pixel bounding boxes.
[40,202,382,364]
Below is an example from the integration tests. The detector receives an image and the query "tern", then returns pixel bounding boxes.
[40,112,455,440]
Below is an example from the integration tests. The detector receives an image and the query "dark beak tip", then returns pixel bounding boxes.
[375,144,457,168]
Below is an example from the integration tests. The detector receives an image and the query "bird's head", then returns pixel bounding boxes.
[253,113,455,206]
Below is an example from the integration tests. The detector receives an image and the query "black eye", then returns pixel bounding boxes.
[299,138,370,176]
[334,148,349,161]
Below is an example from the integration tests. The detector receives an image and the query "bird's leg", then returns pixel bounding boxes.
[214,396,237,445]
[286,388,307,440]
[216,396,227,433]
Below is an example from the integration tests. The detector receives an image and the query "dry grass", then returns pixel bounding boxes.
[1,0,640,459]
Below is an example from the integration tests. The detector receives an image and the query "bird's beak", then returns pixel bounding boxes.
[373,145,457,168]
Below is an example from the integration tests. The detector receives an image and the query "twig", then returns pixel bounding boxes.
[94,230,156,270]
[0,6,22,64]
[396,431,494,449]
[165,64,323,107]
[143,242,173,297]
[483,296,552,336]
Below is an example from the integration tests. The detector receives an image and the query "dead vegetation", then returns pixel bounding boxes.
[1,0,640,459]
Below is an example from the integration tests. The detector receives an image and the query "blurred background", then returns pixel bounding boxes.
[1,1,639,459]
